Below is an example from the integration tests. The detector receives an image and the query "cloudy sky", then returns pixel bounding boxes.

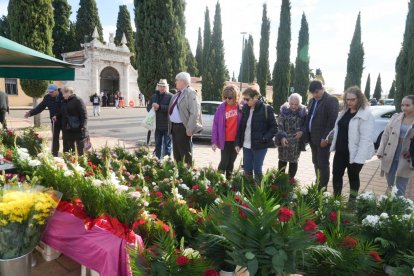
[0,0,409,95]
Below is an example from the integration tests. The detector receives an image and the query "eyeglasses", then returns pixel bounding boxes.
[243,98,251,102]
[346,98,357,102]
[224,96,233,100]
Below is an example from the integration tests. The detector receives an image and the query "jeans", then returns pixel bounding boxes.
[310,142,331,190]
[386,159,408,196]
[218,141,238,178]
[93,105,100,116]
[332,150,364,198]
[154,129,171,159]
[243,147,267,178]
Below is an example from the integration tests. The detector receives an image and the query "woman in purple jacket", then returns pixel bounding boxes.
[212,85,242,178]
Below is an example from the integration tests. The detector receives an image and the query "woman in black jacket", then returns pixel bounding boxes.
[236,85,278,181]
[61,87,88,154]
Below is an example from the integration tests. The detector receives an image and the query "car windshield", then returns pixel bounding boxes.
[369,106,395,117]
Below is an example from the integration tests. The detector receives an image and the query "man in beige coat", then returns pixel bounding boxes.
[168,72,202,165]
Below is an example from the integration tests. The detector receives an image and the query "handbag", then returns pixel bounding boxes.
[82,136,92,152]
[66,115,81,131]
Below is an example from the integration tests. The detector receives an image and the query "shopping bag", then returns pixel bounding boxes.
[142,108,156,131]
[82,136,92,153]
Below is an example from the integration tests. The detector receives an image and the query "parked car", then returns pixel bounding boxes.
[194,101,222,139]
[369,105,396,149]
[383,99,394,106]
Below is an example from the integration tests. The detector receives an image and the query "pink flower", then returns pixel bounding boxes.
[278,207,294,222]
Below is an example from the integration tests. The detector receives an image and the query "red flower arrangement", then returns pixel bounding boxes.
[204,269,219,276]
[329,212,337,222]
[303,220,318,231]
[341,236,357,249]
[176,255,190,266]
[369,250,382,263]
[278,207,294,222]
[313,231,327,244]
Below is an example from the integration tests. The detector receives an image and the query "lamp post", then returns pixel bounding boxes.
[240,32,247,91]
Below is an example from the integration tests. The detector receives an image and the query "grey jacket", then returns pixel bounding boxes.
[0,91,9,112]
[305,91,339,145]
[168,86,203,134]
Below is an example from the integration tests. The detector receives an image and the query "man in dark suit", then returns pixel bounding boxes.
[305,80,339,190]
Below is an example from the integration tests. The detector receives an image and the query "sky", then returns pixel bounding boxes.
[0,0,409,95]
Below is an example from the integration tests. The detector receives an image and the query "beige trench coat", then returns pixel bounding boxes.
[377,113,414,179]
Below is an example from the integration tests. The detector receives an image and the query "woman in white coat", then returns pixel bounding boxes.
[330,86,374,199]
[377,95,414,196]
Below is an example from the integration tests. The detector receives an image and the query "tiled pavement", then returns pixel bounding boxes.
[7,116,388,275]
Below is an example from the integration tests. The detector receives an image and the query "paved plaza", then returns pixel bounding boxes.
[7,106,388,275]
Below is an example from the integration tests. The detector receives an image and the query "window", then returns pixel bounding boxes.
[5,79,17,95]
[201,103,210,115]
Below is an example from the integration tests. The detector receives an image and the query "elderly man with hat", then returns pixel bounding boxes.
[24,84,63,157]
[146,79,173,159]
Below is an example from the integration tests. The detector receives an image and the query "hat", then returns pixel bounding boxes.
[47,84,58,93]
[157,79,168,87]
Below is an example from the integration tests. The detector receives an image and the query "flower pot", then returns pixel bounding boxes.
[0,251,32,276]
[219,270,235,276]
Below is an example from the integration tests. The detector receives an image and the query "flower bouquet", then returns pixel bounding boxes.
[0,183,62,259]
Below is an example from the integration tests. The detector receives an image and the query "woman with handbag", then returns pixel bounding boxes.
[61,86,88,154]
[276,93,307,180]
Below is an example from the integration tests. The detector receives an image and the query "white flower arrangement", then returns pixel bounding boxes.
[28,159,41,167]
[362,215,380,228]
[63,170,74,177]
[129,191,141,198]
[323,191,331,198]
[92,179,103,187]
[17,148,30,161]
[300,187,308,196]
[356,191,376,201]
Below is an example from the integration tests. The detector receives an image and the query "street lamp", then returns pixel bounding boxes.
[240,32,247,91]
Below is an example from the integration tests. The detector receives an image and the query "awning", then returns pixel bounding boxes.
[0,36,83,80]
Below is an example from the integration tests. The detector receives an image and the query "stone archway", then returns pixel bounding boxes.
[100,66,120,106]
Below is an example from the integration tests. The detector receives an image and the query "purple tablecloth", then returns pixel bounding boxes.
[42,211,142,276]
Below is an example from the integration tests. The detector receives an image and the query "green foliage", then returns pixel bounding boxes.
[52,0,71,58]
[115,5,136,67]
[202,7,211,78]
[75,0,104,46]
[20,80,48,99]
[202,2,226,101]
[257,4,271,96]
[388,80,396,99]
[294,13,310,104]
[344,12,364,90]
[195,27,203,76]
[389,250,414,275]
[184,39,199,77]
[364,74,371,99]
[395,0,414,111]
[239,35,256,84]
[373,73,382,100]
[0,15,9,38]
[272,0,291,114]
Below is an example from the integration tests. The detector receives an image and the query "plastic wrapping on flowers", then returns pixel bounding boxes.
[0,185,62,259]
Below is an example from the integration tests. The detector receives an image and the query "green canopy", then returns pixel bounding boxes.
[0,36,82,80]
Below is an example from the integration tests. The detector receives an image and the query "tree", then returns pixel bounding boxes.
[0,16,10,38]
[243,35,256,83]
[202,7,211,78]
[52,0,71,58]
[115,5,136,67]
[135,0,186,99]
[170,0,186,75]
[65,21,78,52]
[364,74,371,99]
[184,39,198,76]
[396,0,414,111]
[195,27,203,76]
[272,0,291,114]
[289,63,295,90]
[388,80,396,99]
[75,0,104,48]
[8,0,54,127]
[257,4,270,96]
[373,73,382,100]
[202,2,226,101]
[294,13,310,104]
[344,12,364,90]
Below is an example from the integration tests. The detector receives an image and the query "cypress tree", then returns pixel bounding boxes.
[344,12,364,90]
[388,80,396,99]
[272,0,291,113]
[173,0,186,33]
[294,13,310,104]
[364,74,371,99]
[245,35,256,83]
[257,4,270,96]
[373,73,382,100]
[396,0,414,111]
[289,63,295,90]
[170,0,186,75]
[8,0,54,127]
[115,5,136,67]
[65,21,78,52]
[238,39,247,82]
[202,1,226,101]
[195,27,203,76]
[185,39,199,77]
[75,0,104,48]
[0,16,9,38]
[52,0,71,58]
[202,7,211,77]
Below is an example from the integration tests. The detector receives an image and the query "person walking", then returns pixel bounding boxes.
[168,72,202,166]
[114,92,120,108]
[24,84,63,157]
[377,95,414,196]
[212,84,242,178]
[236,84,277,181]
[147,79,173,159]
[277,93,307,180]
[330,87,374,199]
[90,92,101,116]
[305,80,339,190]
[61,87,88,155]
[0,90,9,129]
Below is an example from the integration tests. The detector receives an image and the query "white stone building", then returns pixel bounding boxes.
[61,28,140,106]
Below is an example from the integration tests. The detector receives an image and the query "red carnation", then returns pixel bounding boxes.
[303,220,318,231]
[313,231,327,244]
[204,269,219,276]
[176,255,190,266]
[239,203,250,219]
[155,191,163,198]
[207,186,214,193]
[329,212,337,222]
[369,250,382,263]
[341,236,357,249]
[87,161,93,167]
[162,224,170,232]
[278,207,294,222]
[192,185,199,191]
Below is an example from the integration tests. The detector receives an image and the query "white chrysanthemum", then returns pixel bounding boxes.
[64,170,74,177]
[28,159,41,167]
[151,181,156,186]
[402,214,412,221]
[116,185,129,193]
[143,200,149,207]
[17,148,30,161]
[362,215,380,227]
[73,164,85,174]
[92,179,103,187]
[292,193,298,199]
[323,191,331,198]
[142,186,149,194]
[172,187,183,200]
[357,191,376,201]
[129,191,141,198]
[380,213,389,220]
[300,187,308,195]
[179,184,190,190]
[214,197,223,205]
[19,148,29,153]
[391,186,399,198]
[109,172,120,186]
